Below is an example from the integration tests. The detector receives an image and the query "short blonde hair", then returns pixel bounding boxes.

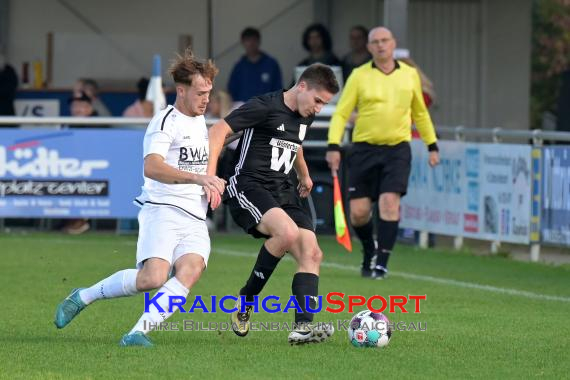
[169,49,219,86]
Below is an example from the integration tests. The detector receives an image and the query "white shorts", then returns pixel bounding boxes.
[136,204,211,269]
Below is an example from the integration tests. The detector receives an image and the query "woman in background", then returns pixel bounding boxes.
[122,77,153,118]
[205,90,234,230]
[298,23,340,66]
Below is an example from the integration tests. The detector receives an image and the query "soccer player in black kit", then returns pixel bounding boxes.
[208,64,339,345]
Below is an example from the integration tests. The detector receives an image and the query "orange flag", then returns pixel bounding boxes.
[333,172,352,252]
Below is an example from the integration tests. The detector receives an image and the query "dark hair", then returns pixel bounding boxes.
[241,27,261,41]
[169,48,219,86]
[302,23,333,52]
[298,63,339,94]
[351,25,369,39]
[68,91,92,104]
[136,77,149,101]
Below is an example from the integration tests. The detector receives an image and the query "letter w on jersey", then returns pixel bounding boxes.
[269,138,299,174]
[179,146,208,162]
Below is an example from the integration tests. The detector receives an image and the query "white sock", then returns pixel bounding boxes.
[79,269,139,305]
[130,277,189,335]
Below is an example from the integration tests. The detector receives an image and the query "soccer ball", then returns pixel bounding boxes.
[348,309,392,348]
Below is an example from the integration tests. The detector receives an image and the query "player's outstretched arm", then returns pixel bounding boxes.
[144,154,225,193]
[207,119,233,176]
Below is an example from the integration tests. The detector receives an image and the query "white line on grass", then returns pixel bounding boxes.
[214,248,570,303]
[7,237,569,303]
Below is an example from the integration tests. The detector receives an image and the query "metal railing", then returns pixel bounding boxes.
[436,126,570,145]
[0,116,152,126]
[0,116,339,147]
[0,116,332,128]
[4,117,570,144]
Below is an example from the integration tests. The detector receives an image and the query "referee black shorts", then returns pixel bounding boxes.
[347,141,412,200]
[225,180,314,239]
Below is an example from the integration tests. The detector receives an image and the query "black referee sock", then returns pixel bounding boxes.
[292,272,319,324]
[353,221,376,270]
[240,244,281,302]
[376,249,391,271]
[377,218,399,270]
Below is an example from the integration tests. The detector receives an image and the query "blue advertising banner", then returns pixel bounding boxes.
[541,146,570,246]
[0,129,144,218]
[530,148,541,243]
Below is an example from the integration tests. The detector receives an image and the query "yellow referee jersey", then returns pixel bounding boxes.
[328,60,437,148]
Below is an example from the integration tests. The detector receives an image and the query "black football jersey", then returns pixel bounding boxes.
[224,90,314,190]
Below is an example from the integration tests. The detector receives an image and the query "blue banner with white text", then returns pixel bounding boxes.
[0,129,144,218]
[541,146,570,246]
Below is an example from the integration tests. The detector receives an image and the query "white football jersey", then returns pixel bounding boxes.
[135,105,209,220]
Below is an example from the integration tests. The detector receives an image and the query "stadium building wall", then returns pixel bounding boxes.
[6,0,530,129]
[328,0,531,130]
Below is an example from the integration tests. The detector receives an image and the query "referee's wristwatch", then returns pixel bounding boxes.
[327,144,341,152]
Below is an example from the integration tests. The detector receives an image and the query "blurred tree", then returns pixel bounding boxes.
[531,0,570,129]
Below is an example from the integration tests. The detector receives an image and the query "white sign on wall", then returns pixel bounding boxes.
[464,144,531,243]
[14,99,61,129]
[14,99,60,117]
[400,141,531,244]
[401,140,465,236]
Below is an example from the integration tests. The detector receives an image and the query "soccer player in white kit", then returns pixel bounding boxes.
[54,50,226,347]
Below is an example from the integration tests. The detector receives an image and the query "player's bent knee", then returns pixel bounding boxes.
[350,212,370,226]
[309,247,323,265]
[298,246,322,272]
[175,266,203,289]
[276,225,300,250]
[380,206,400,221]
[137,271,168,291]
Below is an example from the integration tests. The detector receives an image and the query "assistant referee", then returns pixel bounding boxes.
[326,26,440,279]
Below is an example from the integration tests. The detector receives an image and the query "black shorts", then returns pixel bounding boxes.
[225,179,314,239]
[347,142,412,200]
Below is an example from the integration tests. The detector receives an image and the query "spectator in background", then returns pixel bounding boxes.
[61,91,107,235]
[73,78,111,116]
[398,57,436,142]
[205,90,235,230]
[228,27,282,103]
[206,90,233,121]
[66,91,110,128]
[123,77,153,118]
[398,57,436,110]
[205,90,241,191]
[0,54,19,126]
[205,90,239,181]
[341,25,372,82]
[298,23,340,67]
[69,92,94,116]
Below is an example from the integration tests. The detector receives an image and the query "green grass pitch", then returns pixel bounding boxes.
[0,232,569,379]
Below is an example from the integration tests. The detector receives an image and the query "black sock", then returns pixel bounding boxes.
[240,244,281,301]
[377,218,399,270]
[292,272,319,324]
[353,221,375,270]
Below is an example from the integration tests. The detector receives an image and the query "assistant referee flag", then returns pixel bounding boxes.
[333,172,352,252]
